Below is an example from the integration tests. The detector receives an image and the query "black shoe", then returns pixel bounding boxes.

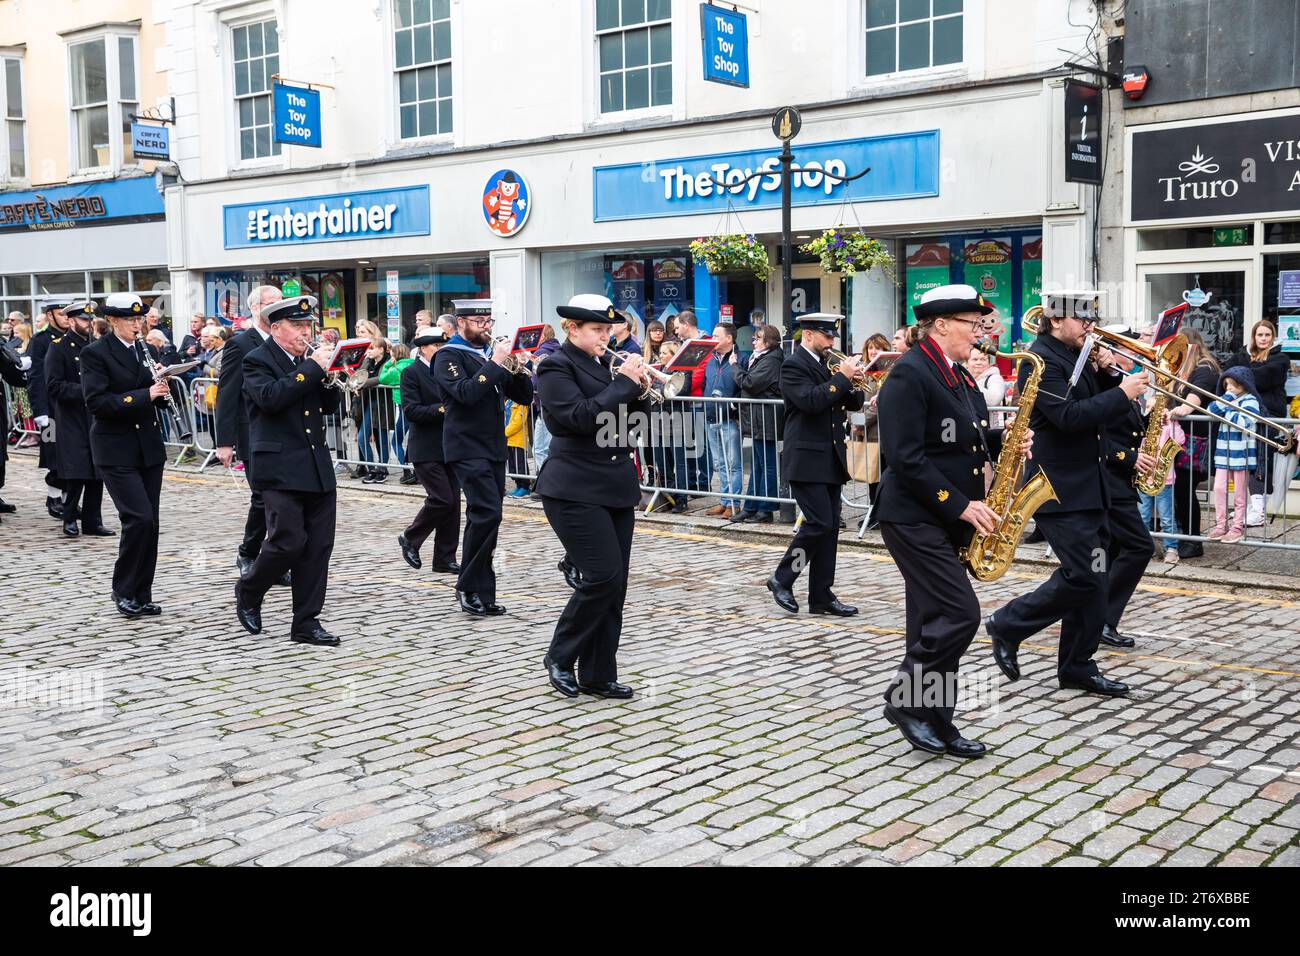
[730,510,757,523]
[1024,526,1045,544]
[400,470,419,485]
[670,501,688,514]
[352,466,371,480]
[234,582,262,635]
[986,615,1020,682]
[292,624,340,646]
[483,601,506,616]
[810,600,858,617]
[114,594,144,618]
[430,560,461,574]
[945,736,987,759]
[0,499,15,514]
[398,532,421,569]
[62,519,80,537]
[558,557,581,590]
[1177,541,1204,559]
[882,704,947,754]
[1100,624,1135,649]
[276,570,292,588]
[750,512,774,524]
[766,575,798,613]
[543,655,580,697]
[82,526,115,537]
[1060,673,1130,697]
[458,591,491,616]
[236,554,254,578]
[138,602,162,616]
[578,681,634,699]
[47,498,64,519]
[369,471,389,484]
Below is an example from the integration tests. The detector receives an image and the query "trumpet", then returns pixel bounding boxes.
[601,348,685,404]
[825,348,892,397]
[1023,313,1296,454]
[491,336,532,374]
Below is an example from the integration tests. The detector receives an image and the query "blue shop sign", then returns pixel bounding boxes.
[592,131,940,222]
[223,185,431,249]
[701,4,749,88]
[273,84,322,148]
[131,123,170,160]
[0,177,165,233]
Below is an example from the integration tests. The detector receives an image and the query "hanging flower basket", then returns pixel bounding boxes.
[689,234,772,283]
[800,229,895,279]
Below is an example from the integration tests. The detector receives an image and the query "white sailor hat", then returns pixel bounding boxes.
[913,284,995,321]
[453,298,494,318]
[63,300,99,319]
[102,292,146,318]
[38,296,76,314]
[263,295,319,323]
[793,312,843,335]
[556,293,618,324]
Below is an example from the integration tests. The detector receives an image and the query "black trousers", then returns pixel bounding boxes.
[240,488,336,635]
[773,481,842,605]
[100,463,163,603]
[1106,495,1151,629]
[238,454,267,560]
[63,479,104,529]
[993,508,1109,682]
[542,497,634,684]
[450,458,505,602]
[406,460,461,565]
[880,522,980,742]
[1173,466,1205,539]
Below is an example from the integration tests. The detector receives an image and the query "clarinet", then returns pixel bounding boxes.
[136,333,194,442]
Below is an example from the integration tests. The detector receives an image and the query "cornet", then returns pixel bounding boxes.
[491,336,532,374]
[601,348,685,404]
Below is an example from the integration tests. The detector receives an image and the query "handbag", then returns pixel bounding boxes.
[847,439,879,483]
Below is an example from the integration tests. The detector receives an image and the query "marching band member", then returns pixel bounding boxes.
[29,297,74,518]
[79,293,167,617]
[536,295,650,698]
[46,300,113,539]
[234,295,340,646]
[433,300,534,616]
[985,292,1149,696]
[398,328,462,575]
[875,285,1030,757]
[766,313,864,617]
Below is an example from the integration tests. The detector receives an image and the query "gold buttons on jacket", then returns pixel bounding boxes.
[124,395,133,404]
[304,410,310,416]
[134,424,139,429]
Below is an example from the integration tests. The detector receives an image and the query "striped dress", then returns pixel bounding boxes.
[1208,391,1260,470]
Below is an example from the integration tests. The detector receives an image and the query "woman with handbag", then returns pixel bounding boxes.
[1168,328,1221,559]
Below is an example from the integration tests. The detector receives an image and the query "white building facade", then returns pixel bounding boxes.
[162,0,1094,350]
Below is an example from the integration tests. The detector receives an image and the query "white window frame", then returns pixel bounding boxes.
[391,0,456,144]
[231,16,282,164]
[848,0,985,95]
[64,25,140,177]
[216,2,285,174]
[594,0,674,120]
[585,0,684,129]
[0,50,27,184]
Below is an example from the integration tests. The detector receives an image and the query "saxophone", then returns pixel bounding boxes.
[959,344,1058,582]
[1133,336,1189,496]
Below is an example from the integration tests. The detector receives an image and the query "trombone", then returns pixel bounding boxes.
[601,347,685,404]
[1023,313,1297,454]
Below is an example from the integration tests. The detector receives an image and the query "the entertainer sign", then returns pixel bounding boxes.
[591,131,939,222]
[223,185,431,249]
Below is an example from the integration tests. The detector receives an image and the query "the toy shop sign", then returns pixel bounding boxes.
[1132,112,1300,221]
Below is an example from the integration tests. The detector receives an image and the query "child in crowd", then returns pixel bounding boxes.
[1206,366,1260,544]
[504,399,531,496]
[1137,401,1186,563]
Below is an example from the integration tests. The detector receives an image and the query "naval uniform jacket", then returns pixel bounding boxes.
[779,344,866,485]
[1103,399,1148,505]
[534,341,652,509]
[431,342,534,463]
[241,341,338,494]
[875,339,1005,547]
[215,326,269,457]
[79,335,168,469]
[45,328,97,480]
[400,358,449,464]
[0,344,26,469]
[1018,332,1129,514]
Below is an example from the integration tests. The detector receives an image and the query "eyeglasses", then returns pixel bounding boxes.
[466,318,494,326]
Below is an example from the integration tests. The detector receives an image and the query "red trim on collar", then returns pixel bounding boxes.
[918,336,959,388]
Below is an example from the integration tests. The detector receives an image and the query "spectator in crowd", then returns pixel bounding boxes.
[91,317,110,340]
[964,344,1006,427]
[180,314,205,359]
[891,324,916,353]
[854,333,891,523]
[146,328,181,366]
[357,332,394,483]
[505,398,531,497]
[4,311,23,341]
[1229,319,1289,526]
[642,320,666,364]
[436,313,456,338]
[610,311,640,355]
[672,310,710,501]
[1138,403,1186,565]
[732,323,783,523]
[702,323,743,518]
[664,314,679,344]
[1207,366,1260,544]
[379,343,416,484]
[145,306,168,335]
[736,309,763,360]
[414,309,435,332]
[9,320,35,445]
[1168,328,1221,558]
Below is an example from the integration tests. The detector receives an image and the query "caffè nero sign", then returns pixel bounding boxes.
[1131,113,1300,221]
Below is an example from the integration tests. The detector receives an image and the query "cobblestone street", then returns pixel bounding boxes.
[1,457,1298,867]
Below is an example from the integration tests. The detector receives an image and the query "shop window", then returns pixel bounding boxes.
[1264,221,1300,245]
[91,271,130,294]
[2,56,25,180]
[68,32,137,173]
[1144,270,1245,366]
[35,272,88,297]
[865,0,963,77]
[233,19,281,161]
[1138,225,1253,251]
[394,0,452,139]
[363,257,488,340]
[541,247,693,339]
[130,268,170,317]
[2,275,31,297]
[597,0,672,114]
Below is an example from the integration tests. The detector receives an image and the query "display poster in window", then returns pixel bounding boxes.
[1020,235,1043,343]
[962,238,1012,327]
[1277,270,1300,309]
[1278,316,1300,352]
[903,242,950,325]
[609,259,646,328]
[652,257,687,323]
[386,269,402,343]
[320,272,348,336]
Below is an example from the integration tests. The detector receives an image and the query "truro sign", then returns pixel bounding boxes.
[1131,112,1300,221]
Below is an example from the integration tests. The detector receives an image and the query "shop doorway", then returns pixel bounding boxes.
[1138,262,1252,366]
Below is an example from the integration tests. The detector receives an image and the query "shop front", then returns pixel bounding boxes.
[1125,107,1300,394]
[0,177,168,323]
